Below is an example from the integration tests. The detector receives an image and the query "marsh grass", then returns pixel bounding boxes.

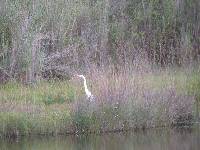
[0,81,75,137]
[0,81,75,104]
[0,70,199,136]
[71,69,195,133]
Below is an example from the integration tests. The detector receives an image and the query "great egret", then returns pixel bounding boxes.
[75,75,94,101]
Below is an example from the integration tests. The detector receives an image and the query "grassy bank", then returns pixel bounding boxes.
[0,70,199,137]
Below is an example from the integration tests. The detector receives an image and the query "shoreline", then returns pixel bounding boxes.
[0,124,198,140]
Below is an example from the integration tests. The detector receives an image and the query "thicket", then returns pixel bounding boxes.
[0,0,199,83]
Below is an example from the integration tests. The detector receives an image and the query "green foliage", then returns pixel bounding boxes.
[0,81,75,104]
[0,111,71,136]
[73,112,93,133]
[186,72,200,98]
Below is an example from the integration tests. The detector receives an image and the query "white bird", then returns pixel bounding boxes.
[75,74,94,101]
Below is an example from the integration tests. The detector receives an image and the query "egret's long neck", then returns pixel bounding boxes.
[83,77,89,93]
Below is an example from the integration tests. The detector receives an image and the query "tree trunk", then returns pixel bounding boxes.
[99,0,109,66]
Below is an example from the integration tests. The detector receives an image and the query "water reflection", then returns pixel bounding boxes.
[0,127,199,150]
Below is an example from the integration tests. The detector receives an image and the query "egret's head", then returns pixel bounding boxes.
[75,74,85,79]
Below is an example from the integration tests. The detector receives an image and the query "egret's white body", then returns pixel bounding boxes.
[76,75,94,101]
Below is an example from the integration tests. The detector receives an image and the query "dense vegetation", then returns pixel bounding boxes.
[0,70,198,137]
[0,0,199,137]
[0,0,199,82]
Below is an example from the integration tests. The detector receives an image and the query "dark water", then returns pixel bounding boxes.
[0,127,200,150]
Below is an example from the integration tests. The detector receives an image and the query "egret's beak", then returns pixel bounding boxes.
[74,74,80,79]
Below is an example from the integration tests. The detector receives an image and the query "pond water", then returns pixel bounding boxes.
[0,127,200,150]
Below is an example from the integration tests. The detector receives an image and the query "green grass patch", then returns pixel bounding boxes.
[0,81,75,105]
